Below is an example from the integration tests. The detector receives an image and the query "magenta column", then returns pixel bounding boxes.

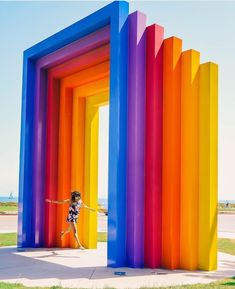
[144,24,164,268]
[126,11,146,268]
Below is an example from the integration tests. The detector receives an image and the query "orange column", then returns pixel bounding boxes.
[70,93,86,247]
[180,50,200,270]
[57,87,73,248]
[162,37,182,269]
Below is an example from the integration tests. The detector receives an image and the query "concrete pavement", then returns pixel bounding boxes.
[218,214,235,238]
[0,215,18,233]
[0,214,234,288]
[0,213,108,233]
[0,243,234,288]
[1,214,235,238]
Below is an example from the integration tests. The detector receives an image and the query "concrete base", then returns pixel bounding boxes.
[0,243,234,288]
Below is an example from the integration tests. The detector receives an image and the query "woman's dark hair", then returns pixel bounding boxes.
[71,191,81,202]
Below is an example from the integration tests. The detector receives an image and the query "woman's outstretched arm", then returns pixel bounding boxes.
[45,198,70,204]
[82,201,96,212]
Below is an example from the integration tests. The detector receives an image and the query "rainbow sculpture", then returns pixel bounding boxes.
[18,1,218,271]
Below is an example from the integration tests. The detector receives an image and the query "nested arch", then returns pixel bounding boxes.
[18,1,129,268]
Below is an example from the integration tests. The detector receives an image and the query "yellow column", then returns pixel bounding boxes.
[82,91,109,248]
[198,62,218,271]
[180,50,200,270]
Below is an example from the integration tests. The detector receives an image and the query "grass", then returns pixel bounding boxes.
[0,233,17,247]
[0,205,18,212]
[0,277,234,288]
[140,277,235,288]
[98,231,107,242]
[0,284,66,289]
[0,202,18,214]
[218,238,235,256]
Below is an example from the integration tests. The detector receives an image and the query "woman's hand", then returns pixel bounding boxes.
[89,208,96,212]
[45,199,52,203]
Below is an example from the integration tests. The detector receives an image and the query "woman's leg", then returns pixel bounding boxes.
[61,224,71,240]
[70,222,83,248]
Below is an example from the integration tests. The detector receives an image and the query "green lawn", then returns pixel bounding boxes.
[0,202,18,213]
[0,277,234,289]
[0,205,18,212]
[98,232,107,242]
[218,238,235,256]
[0,233,17,247]
[0,284,65,289]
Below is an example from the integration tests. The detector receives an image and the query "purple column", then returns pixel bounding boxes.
[126,11,146,268]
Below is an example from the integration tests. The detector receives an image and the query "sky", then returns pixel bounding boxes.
[0,1,234,200]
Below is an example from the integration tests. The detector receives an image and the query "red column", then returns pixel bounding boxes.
[144,24,164,268]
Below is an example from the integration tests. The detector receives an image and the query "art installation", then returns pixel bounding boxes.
[18,1,218,271]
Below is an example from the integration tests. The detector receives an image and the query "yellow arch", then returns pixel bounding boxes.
[70,89,109,249]
[83,91,109,248]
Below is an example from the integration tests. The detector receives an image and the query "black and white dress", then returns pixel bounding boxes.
[66,200,82,223]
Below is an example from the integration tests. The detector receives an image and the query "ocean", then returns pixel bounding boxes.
[0,196,108,207]
[0,196,233,207]
[98,198,108,209]
[0,196,18,202]
[219,200,235,204]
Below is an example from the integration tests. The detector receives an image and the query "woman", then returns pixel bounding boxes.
[45,191,96,249]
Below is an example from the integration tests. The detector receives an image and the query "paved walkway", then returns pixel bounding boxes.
[0,243,234,288]
[1,214,235,238]
[218,214,235,238]
[0,215,18,233]
[0,214,108,233]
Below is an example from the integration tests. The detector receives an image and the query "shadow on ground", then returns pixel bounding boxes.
[0,245,234,287]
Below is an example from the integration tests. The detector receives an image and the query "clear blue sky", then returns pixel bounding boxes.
[0,1,234,200]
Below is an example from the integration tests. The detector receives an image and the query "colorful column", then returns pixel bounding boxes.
[18,56,35,247]
[126,11,146,268]
[57,87,73,247]
[198,62,218,271]
[107,1,129,267]
[70,93,86,248]
[32,66,47,247]
[180,49,200,270]
[162,37,182,270]
[84,91,109,248]
[44,75,60,247]
[144,23,164,269]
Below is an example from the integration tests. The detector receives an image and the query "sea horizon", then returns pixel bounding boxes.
[0,195,234,205]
